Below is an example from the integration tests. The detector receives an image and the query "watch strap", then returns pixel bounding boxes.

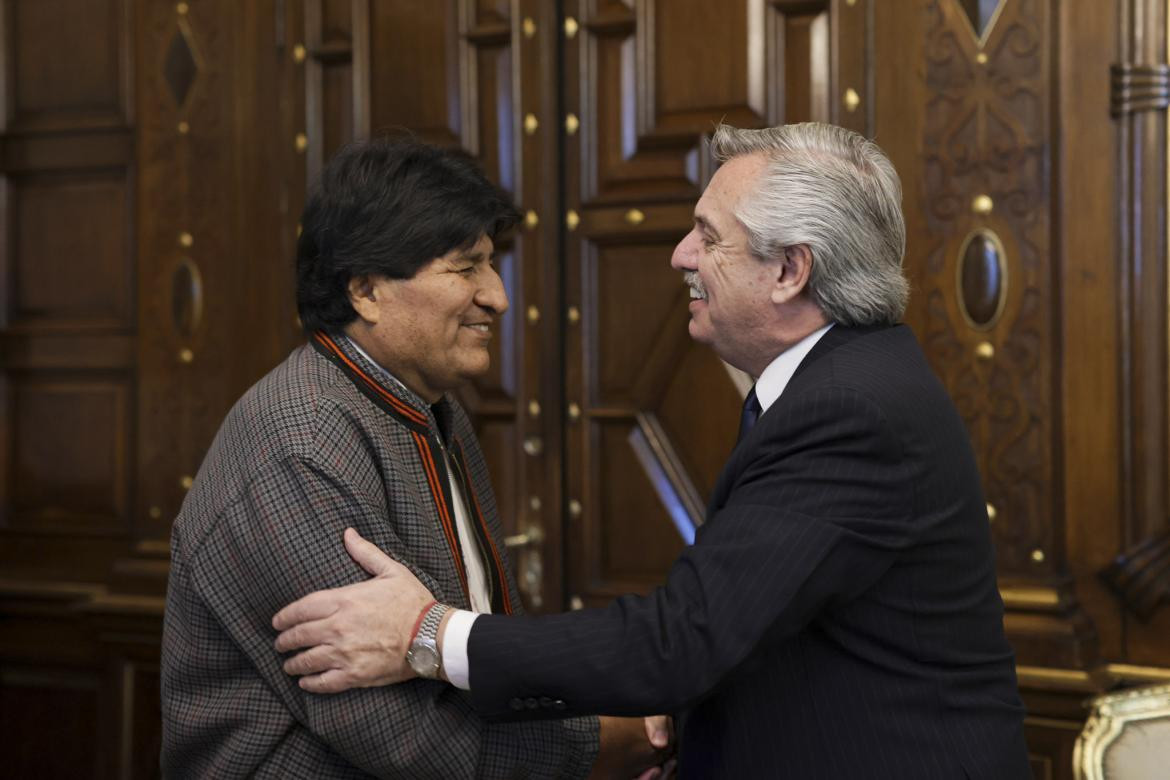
[408,602,452,679]
[416,602,451,646]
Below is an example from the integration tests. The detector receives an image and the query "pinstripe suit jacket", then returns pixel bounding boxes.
[161,333,598,778]
[466,324,1030,778]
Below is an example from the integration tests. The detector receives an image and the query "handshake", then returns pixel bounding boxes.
[593,714,677,780]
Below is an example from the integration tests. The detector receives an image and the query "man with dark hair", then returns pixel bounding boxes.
[271,124,1030,778]
[160,137,663,778]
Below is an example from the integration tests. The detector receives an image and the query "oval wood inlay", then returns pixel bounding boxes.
[957,230,1006,329]
[171,258,204,338]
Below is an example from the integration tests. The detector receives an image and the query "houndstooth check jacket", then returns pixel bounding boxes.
[161,332,599,778]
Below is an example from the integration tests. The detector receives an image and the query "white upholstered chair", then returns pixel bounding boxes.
[1073,683,1170,780]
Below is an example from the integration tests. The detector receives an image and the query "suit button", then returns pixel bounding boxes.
[525,697,539,709]
[539,697,553,708]
[554,699,566,710]
[509,698,524,711]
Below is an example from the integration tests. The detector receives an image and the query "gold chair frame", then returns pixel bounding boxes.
[1073,683,1170,780]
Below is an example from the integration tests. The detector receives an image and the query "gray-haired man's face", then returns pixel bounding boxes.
[670,153,783,375]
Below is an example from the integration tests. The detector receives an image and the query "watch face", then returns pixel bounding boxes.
[407,644,440,677]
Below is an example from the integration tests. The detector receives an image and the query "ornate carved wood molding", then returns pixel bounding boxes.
[921,0,1053,573]
[1101,530,1170,620]
[1109,63,1170,116]
[1114,0,1169,574]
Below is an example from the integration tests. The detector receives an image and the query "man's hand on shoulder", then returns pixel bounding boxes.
[273,527,434,692]
[589,715,677,780]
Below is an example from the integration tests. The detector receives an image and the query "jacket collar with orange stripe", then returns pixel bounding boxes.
[310,329,515,614]
[309,330,457,441]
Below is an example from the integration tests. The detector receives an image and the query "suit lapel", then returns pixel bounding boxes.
[706,324,895,515]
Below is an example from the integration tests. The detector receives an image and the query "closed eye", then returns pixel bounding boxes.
[454,251,498,275]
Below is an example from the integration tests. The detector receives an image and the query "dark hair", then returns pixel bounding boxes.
[295,136,521,333]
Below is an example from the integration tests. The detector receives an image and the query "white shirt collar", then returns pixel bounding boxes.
[754,323,834,413]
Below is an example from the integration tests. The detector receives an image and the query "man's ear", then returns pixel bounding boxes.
[347,275,380,324]
[771,244,813,305]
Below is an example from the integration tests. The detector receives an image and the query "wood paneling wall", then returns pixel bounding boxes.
[1,1,302,777]
[0,2,1167,778]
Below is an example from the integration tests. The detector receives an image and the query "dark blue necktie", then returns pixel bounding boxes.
[737,386,761,444]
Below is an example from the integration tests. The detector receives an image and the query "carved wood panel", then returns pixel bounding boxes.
[1,3,304,775]
[915,0,1054,577]
[11,174,132,327]
[366,0,460,146]
[574,0,868,208]
[8,0,130,132]
[9,377,130,533]
[135,0,306,553]
[0,0,135,553]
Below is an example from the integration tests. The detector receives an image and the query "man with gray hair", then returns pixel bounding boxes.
[271,123,1030,778]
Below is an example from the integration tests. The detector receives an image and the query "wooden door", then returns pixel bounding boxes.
[560,0,872,606]
[0,1,137,773]
[0,1,305,777]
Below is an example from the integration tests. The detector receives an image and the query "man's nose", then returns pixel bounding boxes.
[477,264,509,314]
[671,230,699,271]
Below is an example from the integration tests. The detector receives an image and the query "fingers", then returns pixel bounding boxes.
[343,527,398,577]
[274,614,335,653]
[282,644,337,676]
[272,591,339,631]
[644,715,671,749]
[298,669,356,695]
[634,768,661,780]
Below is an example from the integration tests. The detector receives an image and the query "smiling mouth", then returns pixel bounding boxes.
[684,272,707,301]
[463,323,492,335]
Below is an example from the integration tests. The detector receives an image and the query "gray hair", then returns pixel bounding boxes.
[710,122,908,325]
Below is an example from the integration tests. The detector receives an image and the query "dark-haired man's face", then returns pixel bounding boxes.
[346,234,507,402]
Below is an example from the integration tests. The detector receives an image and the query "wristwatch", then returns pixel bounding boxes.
[406,602,451,679]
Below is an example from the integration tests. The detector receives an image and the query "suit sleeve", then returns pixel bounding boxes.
[468,385,916,719]
[187,454,599,779]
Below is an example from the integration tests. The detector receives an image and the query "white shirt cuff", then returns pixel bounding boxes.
[441,609,479,690]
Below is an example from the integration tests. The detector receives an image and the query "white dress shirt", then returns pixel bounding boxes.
[441,323,835,689]
[753,322,833,414]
